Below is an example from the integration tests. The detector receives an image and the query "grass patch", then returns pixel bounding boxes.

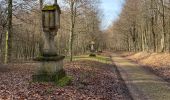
[65,55,112,64]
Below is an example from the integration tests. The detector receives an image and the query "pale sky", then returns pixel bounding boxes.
[48,0,125,30]
[100,0,125,30]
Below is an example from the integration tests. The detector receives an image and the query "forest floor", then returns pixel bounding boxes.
[0,54,131,100]
[119,52,170,83]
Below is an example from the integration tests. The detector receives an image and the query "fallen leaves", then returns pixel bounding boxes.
[0,60,131,100]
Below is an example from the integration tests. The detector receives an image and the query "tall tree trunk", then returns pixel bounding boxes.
[39,0,43,55]
[69,1,76,61]
[5,0,13,63]
[141,28,145,51]
[151,0,156,52]
[4,31,8,64]
[160,0,166,52]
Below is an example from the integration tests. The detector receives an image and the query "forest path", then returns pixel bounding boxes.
[111,53,170,100]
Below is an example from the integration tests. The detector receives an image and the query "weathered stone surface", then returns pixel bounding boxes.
[37,58,63,74]
[33,3,66,83]
[36,56,64,74]
[33,56,66,82]
[32,69,66,82]
[43,32,57,56]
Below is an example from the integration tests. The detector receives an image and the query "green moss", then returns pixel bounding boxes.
[55,69,66,81]
[89,53,96,57]
[56,76,72,87]
[43,5,57,11]
[34,55,65,61]
[32,69,66,82]
[42,53,58,57]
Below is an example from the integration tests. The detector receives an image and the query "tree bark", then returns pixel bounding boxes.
[151,0,156,52]
[160,0,166,52]
[5,0,13,63]
[69,0,76,61]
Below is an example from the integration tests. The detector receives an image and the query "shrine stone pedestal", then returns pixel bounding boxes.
[32,3,71,86]
[89,41,96,57]
[33,55,66,82]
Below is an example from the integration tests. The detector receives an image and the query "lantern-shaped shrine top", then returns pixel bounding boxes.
[42,4,61,32]
[90,41,95,45]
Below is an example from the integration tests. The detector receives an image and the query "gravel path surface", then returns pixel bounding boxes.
[112,53,170,100]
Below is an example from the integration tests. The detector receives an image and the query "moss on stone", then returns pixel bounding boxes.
[32,73,55,82]
[42,5,57,11]
[42,5,61,14]
[89,53,96,57]
[56,76,72,87]
[32,70,71,87]
[32,69,66,82]
[55,69,66,81]
[42,53,58,57]
[34,55,65,62]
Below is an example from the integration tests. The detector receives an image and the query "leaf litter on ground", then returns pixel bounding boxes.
[0,59,131,100]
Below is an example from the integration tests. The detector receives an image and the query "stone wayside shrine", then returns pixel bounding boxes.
[33,1,71,86]
[89,41,96,57]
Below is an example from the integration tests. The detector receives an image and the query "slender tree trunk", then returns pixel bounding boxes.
[141,28,145,51]
[69,1,76,61]
[151,19,156,51]
[5,0,13,63]
[0,31,3,59]
[4,31,8,64]
[150,0,156,52]
[160,0,166,52]
[39,0,43,55]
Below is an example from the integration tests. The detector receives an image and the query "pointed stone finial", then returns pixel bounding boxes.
[55,0,57,5]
